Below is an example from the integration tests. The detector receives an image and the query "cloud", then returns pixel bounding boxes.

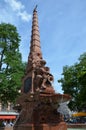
[0,7,15,24]
[18,11,32,22]
[5,0,24,11]
[4,0,32,22]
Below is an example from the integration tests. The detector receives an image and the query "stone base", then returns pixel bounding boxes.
[13,122,67,130]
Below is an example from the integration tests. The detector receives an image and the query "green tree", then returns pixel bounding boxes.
[0,23,26,104]
[58,52,86,111]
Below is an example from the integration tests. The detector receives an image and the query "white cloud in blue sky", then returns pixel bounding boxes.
[0,0,86,93]
[4,0,32,22]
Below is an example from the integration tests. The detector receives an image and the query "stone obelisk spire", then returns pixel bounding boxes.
[26,6,45,73]
[22,6,54,94]
[30,5,42,57]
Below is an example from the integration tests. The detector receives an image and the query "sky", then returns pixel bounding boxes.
[0,0,86,93]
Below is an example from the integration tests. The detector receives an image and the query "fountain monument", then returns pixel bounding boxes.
[13,6,71,130]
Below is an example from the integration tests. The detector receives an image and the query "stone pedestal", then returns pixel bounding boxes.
[13,93,70,130]
[14,122,67,130]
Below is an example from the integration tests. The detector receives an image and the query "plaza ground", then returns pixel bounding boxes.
[67,128,86,130]
[0,126,86,130]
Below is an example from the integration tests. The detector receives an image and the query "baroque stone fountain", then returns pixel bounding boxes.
[13,6,71,130]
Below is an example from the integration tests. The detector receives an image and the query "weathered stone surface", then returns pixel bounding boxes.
[14,122,67,130]
[13,6,71,130]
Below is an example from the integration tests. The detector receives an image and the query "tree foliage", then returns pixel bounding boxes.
[58,52,86,111]
[0,23,26,104]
